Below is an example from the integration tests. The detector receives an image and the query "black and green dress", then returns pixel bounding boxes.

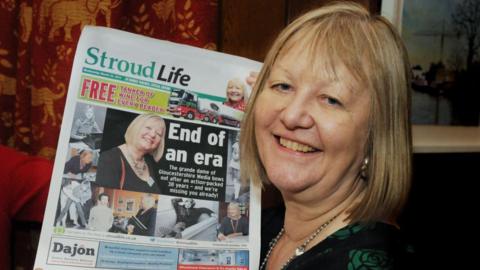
[261,206,413,269]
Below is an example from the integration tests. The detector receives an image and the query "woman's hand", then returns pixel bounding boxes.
[218,233,227,241]
[227,232,243,238]
[127,224,135,234]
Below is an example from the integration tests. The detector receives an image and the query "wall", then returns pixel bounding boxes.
[219,0,380,61]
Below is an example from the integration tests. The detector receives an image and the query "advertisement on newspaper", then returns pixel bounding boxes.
[34,26,262,270]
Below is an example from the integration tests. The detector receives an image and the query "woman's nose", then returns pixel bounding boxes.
[148,129,157,137]
[280,93,314,129]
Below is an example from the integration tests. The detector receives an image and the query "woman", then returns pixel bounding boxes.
[55,179,88,228]
[95,114,165,193]
[241,2,412,269]
[224,78,247,111]
[171,198,215,228]
[64,149,93,175]
[127,194,157,236]
[217,203,249,241]
[70,105,102,140]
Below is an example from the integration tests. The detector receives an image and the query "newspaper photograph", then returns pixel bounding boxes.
[34,26,262,270]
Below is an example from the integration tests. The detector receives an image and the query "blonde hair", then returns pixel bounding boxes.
[228,202,241,211]
[240,1,411,223]
[227,202,241,218]
[124,114,166,162]
[227,78,247,100]
[79,149,93,158]
[141,194,156,209]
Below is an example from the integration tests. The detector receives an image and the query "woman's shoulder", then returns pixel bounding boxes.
[105,146,122,154]
[321,222,414,269]
[329,222,409,248]
[72,118,83,126]
[144,207,157,215]
[331,222,398,239]
[99,146,122,160]
[285,222,413,269]
[96,147,122,177]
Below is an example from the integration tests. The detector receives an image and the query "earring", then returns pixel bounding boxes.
[360,157,369,180]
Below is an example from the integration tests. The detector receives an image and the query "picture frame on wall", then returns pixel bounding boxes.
[381,0,480,153]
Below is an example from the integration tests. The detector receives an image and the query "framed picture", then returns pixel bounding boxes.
[381,0,480,153]
[125,199,135,212]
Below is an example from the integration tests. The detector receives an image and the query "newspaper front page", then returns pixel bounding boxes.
[34,26,262,270]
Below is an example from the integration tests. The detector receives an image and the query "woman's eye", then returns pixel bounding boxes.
[272,83,291,92]
[325,96,342,107]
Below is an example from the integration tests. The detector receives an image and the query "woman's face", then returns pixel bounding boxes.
[227,81,245,102]
[183,199,193,209]
[134,118,164,153]
[85,107,94,119]
[142,196,154,209]
[81,152,93,164]
[254,43,371,196]
[227,205,240,219]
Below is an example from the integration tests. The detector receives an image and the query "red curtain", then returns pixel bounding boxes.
[0,0,218,159]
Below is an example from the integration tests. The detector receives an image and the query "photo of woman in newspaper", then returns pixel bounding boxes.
[223,78,248,112]
[170,198,215,238]
[69,104,105,164]
[95,113,165,194]
[126,193,157,236]
[56,148,96,229]
[155,196,218,241]
[70,104,103,141]
[64,149,94,176]
[217,202,249,242]
[55,177,91,228]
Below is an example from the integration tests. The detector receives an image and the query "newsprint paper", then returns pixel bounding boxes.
[34,26,262,270]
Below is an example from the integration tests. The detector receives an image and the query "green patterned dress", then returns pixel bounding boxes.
[261,207,413,269]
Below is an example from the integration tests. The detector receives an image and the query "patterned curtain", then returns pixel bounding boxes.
[0,0,218,159]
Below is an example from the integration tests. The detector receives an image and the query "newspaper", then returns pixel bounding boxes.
[34,26,262,270]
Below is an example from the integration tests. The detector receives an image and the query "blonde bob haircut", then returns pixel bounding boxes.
[141,193,157,209]
[227,78,248,100]
[240,1,412,223]
[124,113,166,162]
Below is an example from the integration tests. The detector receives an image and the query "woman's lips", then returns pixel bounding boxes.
[278,137,318,153]
[143,137,154,144]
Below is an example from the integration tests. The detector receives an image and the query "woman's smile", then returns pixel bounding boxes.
[254,38,371,193]
[278,136,318,153]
